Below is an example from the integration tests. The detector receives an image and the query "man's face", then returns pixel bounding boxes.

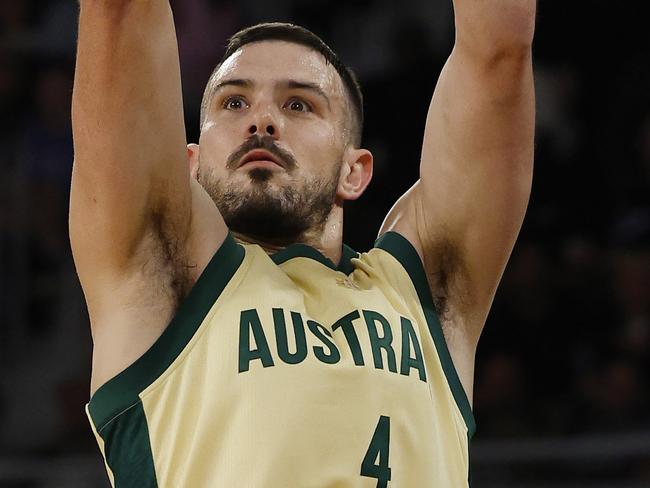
[196,41,351,245]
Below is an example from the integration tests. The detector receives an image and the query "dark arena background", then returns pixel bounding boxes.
[1,1,649,486]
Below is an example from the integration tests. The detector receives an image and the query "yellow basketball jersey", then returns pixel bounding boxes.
[86,231,475,487]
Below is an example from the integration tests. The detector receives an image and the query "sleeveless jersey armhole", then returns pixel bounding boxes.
[87,232,246,432]
[374,231,476,439]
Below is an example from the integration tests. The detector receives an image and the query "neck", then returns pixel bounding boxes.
[232,205,344,265]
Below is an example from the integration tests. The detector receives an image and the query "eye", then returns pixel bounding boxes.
[284,97,312,113]
[223,96,249,111]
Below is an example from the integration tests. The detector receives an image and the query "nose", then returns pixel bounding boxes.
[247,105,280,139]
[248,123,275,137]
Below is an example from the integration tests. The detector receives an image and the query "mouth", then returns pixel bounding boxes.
[238,150,285,169]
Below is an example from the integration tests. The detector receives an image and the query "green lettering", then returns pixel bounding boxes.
[238,309,274,373]
[363,310,397,373]
[307,320,341,364]
[273,308,308,365]
[399,317,427,382]
[332,310,365,366]
[360,415,391,487]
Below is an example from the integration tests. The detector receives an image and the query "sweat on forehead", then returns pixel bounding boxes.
[200,38,363,147]
[210,41,342,106]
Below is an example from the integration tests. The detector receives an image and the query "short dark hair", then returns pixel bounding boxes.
[200,22,364,147]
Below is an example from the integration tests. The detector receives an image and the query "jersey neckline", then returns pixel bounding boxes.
[270,241,359,274]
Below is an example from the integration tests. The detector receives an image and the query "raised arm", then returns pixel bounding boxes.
[379,0,536,391]
[70,1,223,294]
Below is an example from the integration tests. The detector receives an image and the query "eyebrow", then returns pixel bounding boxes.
[212,78,331,110]
[213,78,252,92]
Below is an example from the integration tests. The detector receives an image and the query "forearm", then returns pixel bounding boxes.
[452,0,536,58]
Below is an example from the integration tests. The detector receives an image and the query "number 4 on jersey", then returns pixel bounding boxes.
[361,415,391,487]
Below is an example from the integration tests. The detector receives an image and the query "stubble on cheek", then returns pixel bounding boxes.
[197,161,341,245]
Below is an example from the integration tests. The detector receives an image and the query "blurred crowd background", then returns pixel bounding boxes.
[0,0,648,486]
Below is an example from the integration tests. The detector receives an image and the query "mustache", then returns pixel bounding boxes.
[226,135,297,171]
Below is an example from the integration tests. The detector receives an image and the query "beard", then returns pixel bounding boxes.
[198,158,341,246]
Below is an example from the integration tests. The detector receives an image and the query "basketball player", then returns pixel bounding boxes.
[70,1,535,486]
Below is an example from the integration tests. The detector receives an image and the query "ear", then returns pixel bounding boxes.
[188,143,200,180]
[337,147,373,201]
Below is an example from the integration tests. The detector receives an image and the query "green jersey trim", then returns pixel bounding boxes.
[87,233,246,432]
[101,401,158,487]
[374,231,476,439]
[271,242,359,274]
